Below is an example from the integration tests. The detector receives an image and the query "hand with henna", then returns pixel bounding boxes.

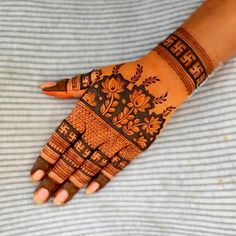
[31,0,236,205]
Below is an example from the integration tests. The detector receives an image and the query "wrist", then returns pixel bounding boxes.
[150,28,213,96]
[140,48,189,110]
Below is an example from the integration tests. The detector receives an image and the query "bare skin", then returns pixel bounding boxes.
[31,0,236,205]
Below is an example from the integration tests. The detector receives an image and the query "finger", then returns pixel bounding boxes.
[41,71,93,98]
[31,119,82,182]
[34,122,107,205]
[53,138,126,205]
[86,145,139,194]
[52,150,109,205]
[33,176,59,204]
[48,138,93,184]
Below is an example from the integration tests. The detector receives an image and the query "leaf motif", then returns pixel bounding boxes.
[154,92,168,104]
[118,112,124,120]
[130,64,143,83]
[108,107,115,113]
[121,119,128,125]
[122,125,127,132]
[112,101,119,107]
[123,107,129,115]
[142,76,160,87]
[100,104,106,114]
[127,115,135,120]
[127,103,133,108]
[112,116,118,123]
[112,63,124,74]
[105,99,110,107]
[126,130,134,136]
[132,127,140,133]
[127,121,133,128]
[94,69,102,81]
[116,124,122,128]
[105,113,112,118]
[134,118,140,124]
[162,105,176,117]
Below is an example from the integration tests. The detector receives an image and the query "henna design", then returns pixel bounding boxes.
[92,172,110,190]
[89,151,110,168]
[112,63,124,74]
[130,64,143,83]
[154,28,213,94]
[94,69,102,81]
[41,120,80,164]
[162,105,176,117]
[81,73,165,150]
[142,76,160,87]
[79,71,92,89]
[109,154,130,170]
[34,59,181,202]
[71,75,80,91]
[73,139,93,159]
[69,150,110,187]
[154,92,168,104]
[56,120,79,143]
[47,137,95,184]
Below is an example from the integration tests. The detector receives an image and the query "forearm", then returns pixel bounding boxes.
[182,0,236,67]
[142,0,236,104]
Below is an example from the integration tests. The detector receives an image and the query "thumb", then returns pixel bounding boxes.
[40,73,92,99]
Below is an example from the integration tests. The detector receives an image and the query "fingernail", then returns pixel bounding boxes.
[53,189,69,205]
[85,182,99,195]
[40,82,56,90]
[31,169,45,182]
[34,188,49,204]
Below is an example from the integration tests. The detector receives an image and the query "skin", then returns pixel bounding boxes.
[31,0,236,205]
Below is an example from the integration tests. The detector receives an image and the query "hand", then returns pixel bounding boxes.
[31,48,189,205]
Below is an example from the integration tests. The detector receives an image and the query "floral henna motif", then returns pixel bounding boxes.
[80,73,166,150]
[154,92,168,104]
[142,76,160,87]
[162,105,176,117]
[94,69,102,81]
[112,63,124,74]
[130,64,143,83]
[33,59,182,203]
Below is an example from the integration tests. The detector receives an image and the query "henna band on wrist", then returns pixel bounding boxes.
[154,28,213,95]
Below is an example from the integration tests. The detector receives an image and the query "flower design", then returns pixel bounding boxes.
[136,136,148,149]
[101,76,125,99]
[142,117,162,135]
[127,89,151,114]
[82,91,96,107]
[81,71,167,151]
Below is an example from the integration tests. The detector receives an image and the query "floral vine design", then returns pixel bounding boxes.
[130,64,143,83]
[112,64,124,74]
[81,73,166,150]
[162,105,176,117]
[94,69,102,81]
[142,76,160,87]
[154,92,168,104]
[100,77,125,118]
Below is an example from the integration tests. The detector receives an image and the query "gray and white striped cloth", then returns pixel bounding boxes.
[1,0,236,235]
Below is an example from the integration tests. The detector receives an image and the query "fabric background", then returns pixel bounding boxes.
[0,0,236,235]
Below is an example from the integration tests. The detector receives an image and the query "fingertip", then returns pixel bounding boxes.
[34,188,49,204]
[85,181,100,195]
[40,81,57,90]
[31,169,45,182]
[53,189,69,205]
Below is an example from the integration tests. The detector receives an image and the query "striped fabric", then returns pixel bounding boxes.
[0,0,236,235]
